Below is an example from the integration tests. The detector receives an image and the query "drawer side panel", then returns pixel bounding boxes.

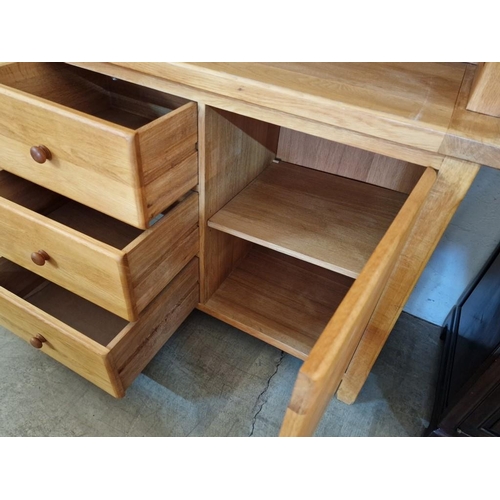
[126,192,199,313]
[109,258,200,389]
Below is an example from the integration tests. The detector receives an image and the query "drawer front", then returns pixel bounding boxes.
[0,87,144,226]
[0,287,123,397]
[0,196,135,320]
[0,184,199,321]
[0,63,198,228]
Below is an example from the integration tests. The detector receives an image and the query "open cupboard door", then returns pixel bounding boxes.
[280,168,437,436]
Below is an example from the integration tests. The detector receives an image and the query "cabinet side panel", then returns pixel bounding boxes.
[199,106,279,302]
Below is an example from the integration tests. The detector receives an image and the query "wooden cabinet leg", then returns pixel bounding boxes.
[336,158,480,404]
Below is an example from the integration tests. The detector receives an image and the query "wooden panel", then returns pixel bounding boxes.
[280,167,437,436]
[337,158,480,405]
[440,64,500,170]
[0,285,123,397]
[0,84,138,183]
[199,106,279,302]
[125,193,199,313]
[0,63,110,116]
[0,257,47,299]
[0,63,200,228]
[209,162,407,278]
[199,246,353,359]
[25,281,128,346]
[47,200,142,249]
[0,169,63,214]
[278,128,425,194]
[137,101,197,184]
[109,258,199,389]
[143,152,198,222]
[0,194,135,321]
[466,63,500,117]
[113,62,465,153]
[69,62,447,169]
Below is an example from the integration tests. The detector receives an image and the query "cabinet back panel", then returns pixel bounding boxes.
[277,128,424,194]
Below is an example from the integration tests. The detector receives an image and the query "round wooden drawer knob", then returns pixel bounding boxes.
[30,334,47,349]
[31,250,50,266]
[30,145,52,164]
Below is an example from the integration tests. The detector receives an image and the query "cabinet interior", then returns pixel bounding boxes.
[0,62,191,129]
[199,106,427,358]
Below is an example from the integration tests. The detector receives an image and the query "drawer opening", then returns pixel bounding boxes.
[0,257,128,346]
[0,63,191,129]
[199,244,354,359]
[0,170,187,250]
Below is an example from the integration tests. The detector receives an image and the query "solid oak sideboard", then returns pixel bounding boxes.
[0,62,498,436]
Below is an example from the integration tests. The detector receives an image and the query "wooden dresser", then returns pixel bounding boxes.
[0,62,498,436]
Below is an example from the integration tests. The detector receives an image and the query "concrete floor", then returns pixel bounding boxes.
[0,310,441,437]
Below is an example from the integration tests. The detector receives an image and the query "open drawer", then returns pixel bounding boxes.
[0,171,199,321]
[0,257,199,397]
[0,62,198,228]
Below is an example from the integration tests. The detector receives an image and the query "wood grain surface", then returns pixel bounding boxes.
[209,162,407,278]
[337,158,480,405]
[280,167,437,436]
[199,246,353,359]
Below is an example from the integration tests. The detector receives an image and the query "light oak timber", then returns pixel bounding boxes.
[0,171,199,321]
[109,258,199,389]
[68,62,446,169]
[0,168,63,214]
[125,193,199,313]
[0,62,197,228]
[337,158,481,405]
[199,246,353,359]
[199,106,279,302]
[209,162,407,278]
[197,103,207,299]
[143,152,198,223]
[0,178,134,320]
[1,61,489,431]
[0,257,46,300]
[0,257,199,397]
[0,259,124,397]
[277,128,425,194]
[111,62,465,153]
[466,63,500,117]
[440,64,500,170]
[279,167,437,436]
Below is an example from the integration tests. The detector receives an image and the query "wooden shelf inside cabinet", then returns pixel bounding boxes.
[208,161,408,278]
[199,246,353,359]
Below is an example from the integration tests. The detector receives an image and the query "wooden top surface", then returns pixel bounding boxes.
[71,62,500,168]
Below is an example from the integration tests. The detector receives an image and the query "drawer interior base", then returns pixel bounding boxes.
[0,63,191,129]
[0,170,162,249]
[0,257,127,346]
